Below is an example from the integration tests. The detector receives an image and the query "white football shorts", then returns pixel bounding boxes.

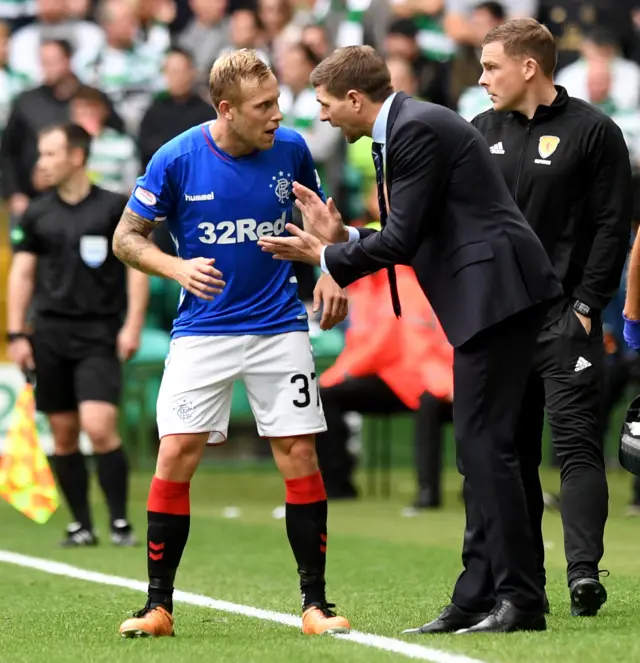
[156,331,327,444]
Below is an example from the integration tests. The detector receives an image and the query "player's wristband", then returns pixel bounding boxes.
[7,332,27,342]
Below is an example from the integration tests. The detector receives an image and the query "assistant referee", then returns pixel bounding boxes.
[473,19,632,617]
[7,122,149,547]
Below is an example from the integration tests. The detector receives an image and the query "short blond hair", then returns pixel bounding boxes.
[209,49,273,109]
[482,18,557,77]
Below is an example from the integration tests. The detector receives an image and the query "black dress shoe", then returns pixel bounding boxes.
[570,577,607,616]
[456,599,546,634]
[402,604,489,634]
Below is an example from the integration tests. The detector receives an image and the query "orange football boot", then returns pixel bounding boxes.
[119,604,174,638]
[302,602,350,635]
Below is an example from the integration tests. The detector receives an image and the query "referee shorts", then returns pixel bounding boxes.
[31,316,122,414]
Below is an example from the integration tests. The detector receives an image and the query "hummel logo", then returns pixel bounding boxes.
[575,356,592,372]
[185,192,215,201]
[490,141,505,154]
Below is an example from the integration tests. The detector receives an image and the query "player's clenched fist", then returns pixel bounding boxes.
[173,257,225,301]
[313,273,349,330]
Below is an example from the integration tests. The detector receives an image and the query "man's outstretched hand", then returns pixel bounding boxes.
[313,273,349,330]
[292,182,349,244]
[258,223,324,265]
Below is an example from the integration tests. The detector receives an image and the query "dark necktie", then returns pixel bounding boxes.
[372,141,402,317]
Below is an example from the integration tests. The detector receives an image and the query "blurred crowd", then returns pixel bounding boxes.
[3,0,640,217]
[3,0,640,508]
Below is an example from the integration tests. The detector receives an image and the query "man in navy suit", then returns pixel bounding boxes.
[258,44,564,634]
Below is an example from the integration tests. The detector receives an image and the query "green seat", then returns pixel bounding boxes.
[121,329,171,447]
[230,380,253,420]
[130,328,171,364]
[311,328,344,358]
[145,276,169,330]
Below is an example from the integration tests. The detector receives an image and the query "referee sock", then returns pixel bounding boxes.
[285,471,328,610]
[146,476,191,613]
[95,446,129,527]
[51,451,93,531]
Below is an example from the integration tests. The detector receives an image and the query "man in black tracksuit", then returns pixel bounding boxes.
[470,19,631,619]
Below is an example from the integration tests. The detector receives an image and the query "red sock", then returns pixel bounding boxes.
[147,476,190,515]
[285,470,327,505]
[146,476,191,611]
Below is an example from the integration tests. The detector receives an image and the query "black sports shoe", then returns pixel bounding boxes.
[59,522,98,547]
[570,571,609,616]
[111,519,138,547]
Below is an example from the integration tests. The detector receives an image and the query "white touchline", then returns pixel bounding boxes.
[0,550,487,663]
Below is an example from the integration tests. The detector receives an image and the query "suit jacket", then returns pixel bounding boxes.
[324,92,564,348]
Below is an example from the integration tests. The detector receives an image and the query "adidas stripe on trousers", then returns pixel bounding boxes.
[453,298,607,612]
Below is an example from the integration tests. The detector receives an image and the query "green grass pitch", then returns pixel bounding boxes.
[1,467,639,663]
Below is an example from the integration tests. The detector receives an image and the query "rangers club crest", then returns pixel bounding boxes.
[174,398,195,422]
[270,171,291,203]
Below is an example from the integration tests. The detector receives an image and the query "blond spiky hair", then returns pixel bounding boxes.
[209,49,273,109]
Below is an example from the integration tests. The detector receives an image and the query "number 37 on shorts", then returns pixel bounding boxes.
[156,332,327,445]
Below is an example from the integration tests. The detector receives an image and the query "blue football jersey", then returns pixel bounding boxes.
[127,123,325,338]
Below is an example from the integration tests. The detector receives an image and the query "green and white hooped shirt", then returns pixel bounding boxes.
[0,65,32,139]
[333,0,455,62]
[279,85,331,191]
[86,127,139,195]
[0,0,35,18]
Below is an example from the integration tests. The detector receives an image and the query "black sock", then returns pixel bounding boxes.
[146,477,191,613]
[51,451,92,531]
[285,472,328,609]
[95,447,129,526]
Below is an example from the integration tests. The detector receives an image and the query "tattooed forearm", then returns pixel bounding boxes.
[113,207,165,275]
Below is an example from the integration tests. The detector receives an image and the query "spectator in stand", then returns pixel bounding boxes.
[0,19,31,145]
[279,43,343,199]
[557,28,640,111]
[258,0,299,76]
[386,55,420,98]
[0,39,123,218]
[537,0,636,72]
[135,0,179,46]
[137,46,215,257]
[138,47,214,171]
[66,0,93,20]
[301,23,331,60]
[0,0,37,33]
[580,56,640,171]
[383,19,450,107]
[8,0,103,83]
[444,0,534,46]
[177,0,230,91]
[70,84,139,195]
[216,10,271,67]
[456,1,505,119]
[80,0,169,136]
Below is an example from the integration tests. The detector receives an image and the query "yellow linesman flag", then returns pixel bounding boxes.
[0,383,59,523]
